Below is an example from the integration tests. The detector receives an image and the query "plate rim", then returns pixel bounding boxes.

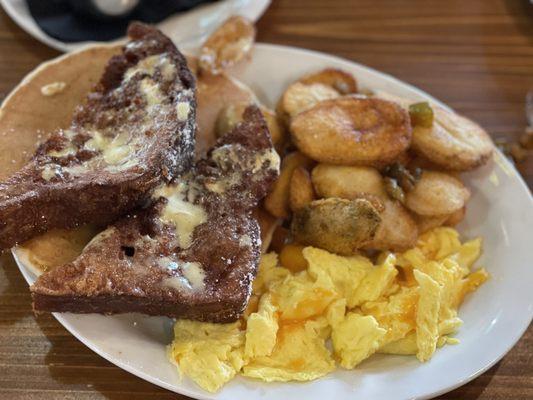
[11,42,533,400]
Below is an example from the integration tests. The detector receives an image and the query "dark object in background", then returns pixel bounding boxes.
[27,0,218,42]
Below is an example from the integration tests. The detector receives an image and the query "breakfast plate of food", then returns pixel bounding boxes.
[1,16,532,400]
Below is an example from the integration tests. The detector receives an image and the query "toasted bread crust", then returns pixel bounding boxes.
[31,107,280,322]
[0,23,196,249]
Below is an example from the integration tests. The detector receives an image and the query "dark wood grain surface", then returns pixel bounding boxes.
[0,0,531,399]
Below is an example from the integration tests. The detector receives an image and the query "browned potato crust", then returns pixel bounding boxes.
[264,152,315,218]
[405,171,470,216]
[364,199,418,251]
[269,225,289,253]
[413,213,449,234]
[411,106,494,171]
[289,167,315,212]
[253,207,282,253]
[445,206,466,227]
[277,82,339,125]
[291,198,381,255]
[199,16,256,75]
[311,164,386,199]
[298,68,357,94]
[279,243,309,273]
[290,97,412,166]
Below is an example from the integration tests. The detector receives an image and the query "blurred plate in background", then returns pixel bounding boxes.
[0,0,270,52]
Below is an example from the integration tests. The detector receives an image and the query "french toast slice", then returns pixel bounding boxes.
[31,107,280,322]
[0,22,196,249]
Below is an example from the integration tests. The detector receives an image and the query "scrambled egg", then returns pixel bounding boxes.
[169,227,488,392]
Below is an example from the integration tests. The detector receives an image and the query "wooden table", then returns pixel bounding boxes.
[0,1,531,399]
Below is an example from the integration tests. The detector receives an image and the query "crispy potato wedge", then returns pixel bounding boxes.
[290,97,412,166]
[269,225,289,253]
[311,164,387,199]
[199,16,256,75]
[405,171,470,216]
[277,82,339,125]
[253,207,282,253]
[289,167,315,212]
[291,198,381,255]
[413,205,466,233]
[413,213,449,234]
[445,206,466,227]
[411,106,494,171]
[298,68,357,94]
[264,152,315,218]
[364,199,418,252]
[279,243,309,273]
[215,101,286,148]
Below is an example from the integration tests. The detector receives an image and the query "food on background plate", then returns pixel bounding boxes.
[2,15,496,396]
[31,107,279,321]
[0,23,196,249]
[198,15,256,75]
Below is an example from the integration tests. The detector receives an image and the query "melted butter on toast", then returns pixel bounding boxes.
[154,182,207,249]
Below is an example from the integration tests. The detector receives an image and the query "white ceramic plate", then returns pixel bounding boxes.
[0,0,270,52]
[13,43,533,400]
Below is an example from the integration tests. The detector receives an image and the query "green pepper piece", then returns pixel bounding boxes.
[409,102,434,128]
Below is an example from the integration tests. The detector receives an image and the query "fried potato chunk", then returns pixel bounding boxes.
[298,68,357,94]
[291,198,381,255]
[215,102,286,147]
[277,82,340,124]
[445,206,466,227]
[311,164,386,199]
[405,171,470,216]
[279,243,309,273]
[411,106,493,171]
[290,97,412,166]
[364,199,418,251]
[199,16,256,75]
[264,152,315,218]
[253,207,281,253]
[289,167,315,212]
[413,213,449,234]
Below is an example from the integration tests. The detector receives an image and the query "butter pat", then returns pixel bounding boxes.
[253,149,280,173]
[84,131,134,166]
[163,261,206,291]
[154,183,207,249]
[41,82,66,96]
[176,101,190,121]
[140,79,163,107]
[41,165,59,181]
[47,145,76,158]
